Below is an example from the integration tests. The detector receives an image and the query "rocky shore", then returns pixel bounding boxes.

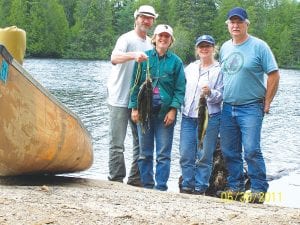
[0,175,299,225]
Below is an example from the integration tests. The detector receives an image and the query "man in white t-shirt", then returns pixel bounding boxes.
[106,5,158,186]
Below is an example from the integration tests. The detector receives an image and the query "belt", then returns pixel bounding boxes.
[224,99,264,106]
[209,112,221,117]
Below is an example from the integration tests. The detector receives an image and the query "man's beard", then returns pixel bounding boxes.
[138,25,150,33]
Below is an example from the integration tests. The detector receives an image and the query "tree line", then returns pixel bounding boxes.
[0,0,299,68]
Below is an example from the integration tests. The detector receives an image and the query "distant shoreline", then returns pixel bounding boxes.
[23,57,300,71]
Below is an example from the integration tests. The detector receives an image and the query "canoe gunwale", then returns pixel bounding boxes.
[0,45,13,64]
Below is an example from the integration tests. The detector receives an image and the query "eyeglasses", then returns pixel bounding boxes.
[198,45,213,48]
[227,20,245,26]
[138,15,155,21]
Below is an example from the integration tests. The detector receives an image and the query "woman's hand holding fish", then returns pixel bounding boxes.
[131,109,139,123]
[202,85,211,96]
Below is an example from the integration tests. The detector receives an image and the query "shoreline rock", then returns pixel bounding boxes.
[0,176,299,225]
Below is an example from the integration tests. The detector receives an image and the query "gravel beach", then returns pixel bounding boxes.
[0,175,299,225]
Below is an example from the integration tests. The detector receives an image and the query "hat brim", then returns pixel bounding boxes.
[137,12,157,18]
[228,14,246,21]
[196,40,215,46]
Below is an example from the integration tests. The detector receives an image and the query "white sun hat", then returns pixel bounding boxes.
[134,5,158,19]
[154,24,174,38]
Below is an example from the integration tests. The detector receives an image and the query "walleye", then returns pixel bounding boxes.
[198,94,208,149]
[137,65,152,133]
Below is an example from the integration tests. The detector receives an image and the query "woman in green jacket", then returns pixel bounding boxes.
[129,24,186,191]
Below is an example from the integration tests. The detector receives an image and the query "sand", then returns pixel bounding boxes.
[0,176,299,225]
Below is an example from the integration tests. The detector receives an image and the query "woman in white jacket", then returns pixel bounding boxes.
[179,35,223,195]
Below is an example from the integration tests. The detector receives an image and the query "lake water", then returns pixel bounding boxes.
[23,59,300,208]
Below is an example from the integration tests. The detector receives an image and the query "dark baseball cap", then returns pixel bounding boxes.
[195,35,215,46]
[227,7,248,21]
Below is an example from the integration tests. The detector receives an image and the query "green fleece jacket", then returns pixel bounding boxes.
[129,48,186,119]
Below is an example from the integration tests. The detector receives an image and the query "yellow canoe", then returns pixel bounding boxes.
[0,44,93,176]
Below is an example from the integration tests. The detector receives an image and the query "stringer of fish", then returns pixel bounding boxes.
[197,94,208,149]
[136,60,152,133]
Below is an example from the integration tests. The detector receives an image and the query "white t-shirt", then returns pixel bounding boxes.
[107,30,152,107]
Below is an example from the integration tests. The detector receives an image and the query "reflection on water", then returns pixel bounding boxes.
[23,59,300,205]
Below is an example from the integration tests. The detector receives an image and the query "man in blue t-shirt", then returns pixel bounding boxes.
[218,7,280,204]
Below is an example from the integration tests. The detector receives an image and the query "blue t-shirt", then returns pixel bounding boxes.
[220,35,278,105]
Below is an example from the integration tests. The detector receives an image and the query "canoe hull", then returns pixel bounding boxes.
[0,45,93,176]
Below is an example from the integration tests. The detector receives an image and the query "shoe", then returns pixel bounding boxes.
[193,190,205,195]
[108,176,123,183]
[127,179,142,187]
[180,188,193,194]
[216,188,244,202]
[243,191,265,204]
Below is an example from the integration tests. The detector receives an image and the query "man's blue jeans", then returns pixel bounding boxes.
[220,102,269,192]
[179,113,220,192]
[108,105,140,183]
[137,115,175,191]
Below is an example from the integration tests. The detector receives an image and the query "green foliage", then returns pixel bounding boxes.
[0,1,11,27]
[0,0,299,67]
[7,0,27,29]
[59,0,77,27]
[277,26,293,66]
[26,0,69,57]
[156,0,170,24]
[172,24,194,63]
[64,0,113,59]
[167,0,218,63]
[262,0,299,67]
[111,0,135,37]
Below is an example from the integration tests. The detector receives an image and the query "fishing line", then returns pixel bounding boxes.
[130,59,151,94]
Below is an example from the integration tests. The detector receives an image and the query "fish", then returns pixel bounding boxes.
[197,94,208,149]
[137,76,152,133]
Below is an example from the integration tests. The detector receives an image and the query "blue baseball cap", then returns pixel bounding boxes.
[227,7,248,21]
[195,35,215,46]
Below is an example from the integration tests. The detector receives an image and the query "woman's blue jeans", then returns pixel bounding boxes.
[137,115,175,191]
[179,113,220,192]
[220,102,269,192]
